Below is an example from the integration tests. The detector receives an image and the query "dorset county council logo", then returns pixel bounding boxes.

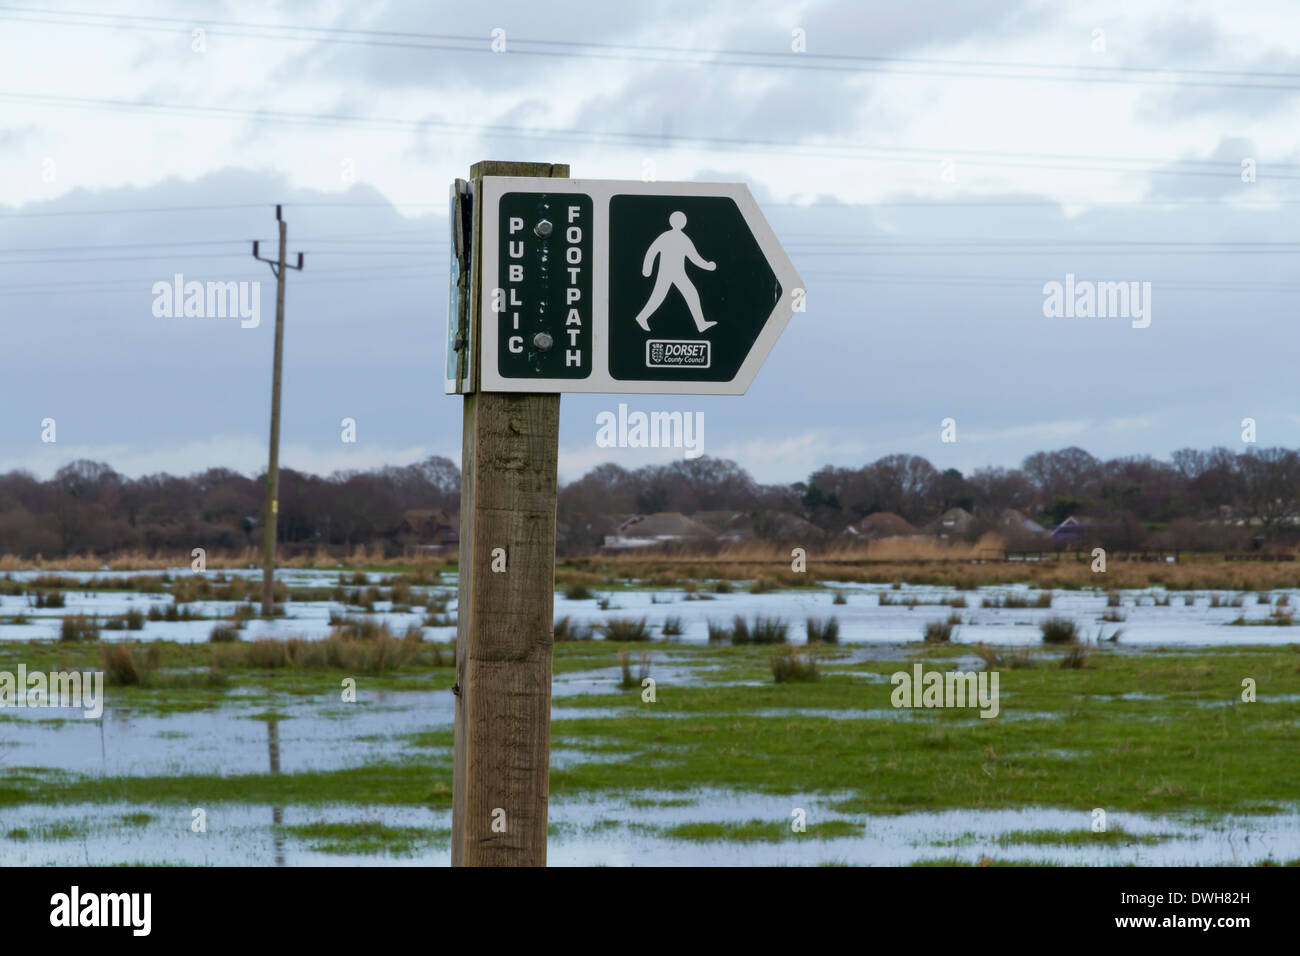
[646,339,711,369]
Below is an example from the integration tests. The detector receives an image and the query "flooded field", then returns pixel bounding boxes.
[2,566,1299,866]
[3,567,1298,647]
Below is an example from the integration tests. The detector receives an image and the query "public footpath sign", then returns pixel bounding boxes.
[448,177,803,395]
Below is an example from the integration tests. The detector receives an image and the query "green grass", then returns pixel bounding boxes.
[281,820,451,856]
[931,826,1176,848]
[1,638,1298,842]
[662,818,864,843]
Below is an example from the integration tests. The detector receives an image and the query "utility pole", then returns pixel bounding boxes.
[451,160,566,866]
[253,205,304,617]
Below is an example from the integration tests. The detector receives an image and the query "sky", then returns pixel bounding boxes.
[0,0,1297,486]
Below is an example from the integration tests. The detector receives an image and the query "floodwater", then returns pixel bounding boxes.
[3,567,1298,647]
[2,567,1297,865]
[3,791,1296,867]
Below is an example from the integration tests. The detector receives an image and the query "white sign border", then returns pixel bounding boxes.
[477,177,802,395]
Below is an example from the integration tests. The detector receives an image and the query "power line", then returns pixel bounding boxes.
[2,195,1297,222]
[2,7,1296,89]
[5,90,1298,178]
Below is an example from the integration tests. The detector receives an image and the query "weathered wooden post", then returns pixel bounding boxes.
[451,161,567,866]
[446,162,801,865]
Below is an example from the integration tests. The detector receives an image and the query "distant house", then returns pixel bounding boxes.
[1000,508,1046,535]
[392,509,459,546]
[927,507,974,540]
[715,510,827,542]
[846,511,920,540]
[602,512,716,549]
[1050,514,1122,546]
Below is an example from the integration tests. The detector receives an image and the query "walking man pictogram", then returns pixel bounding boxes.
[634,211,717,333]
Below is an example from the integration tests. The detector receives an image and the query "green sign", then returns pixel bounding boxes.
[458,177,802,395]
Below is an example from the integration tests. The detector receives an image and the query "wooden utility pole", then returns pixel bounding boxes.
[252,206,304,617]
[451,160,567,866]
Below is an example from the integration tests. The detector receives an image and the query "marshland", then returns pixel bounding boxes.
[2,551,1299,865]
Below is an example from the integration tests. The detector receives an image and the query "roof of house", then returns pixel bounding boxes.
[851,511,920,538]
[614,512,715,539]
[1000,508,1046,534]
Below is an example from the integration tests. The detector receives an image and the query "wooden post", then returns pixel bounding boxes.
[452,160,568,867]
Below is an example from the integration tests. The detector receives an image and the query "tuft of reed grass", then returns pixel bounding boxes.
[1039,616,1079,644]
[329,617,394,641]
[923,618,954,643]
[1059,645,1089,669]
[972,642,1039,669]
[771,647,819,683]
[602,617,652,642]
[618,650,651,689]
[832,591,847,605]
[661,615,684,637]
[730,615,788,645]
[60,614,100,642]
[101,644,141,685]
[805,616,839,644]
[564,583,594,600]
[209,623,241,643]
[553,615,594,641]
[226,632,419,674]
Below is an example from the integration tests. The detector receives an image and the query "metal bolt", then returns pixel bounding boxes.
[534,219,553,238]
[532,332,554,351]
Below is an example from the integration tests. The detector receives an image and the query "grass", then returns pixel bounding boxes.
[554,616,594,641]
[102,608,146,631]
[564,583,594,600]
[281,820,450,856]
[726,615,789,645]
[972,643,1040,669]
[2,641,1300,840]
[102,643,144,686]
[209,631,432,675]
[601,617,652,642]
[1039,616,1079,645]
[923,616,958,643]
[59,614,100,642]
[663,818,861,842]
[209,623,241,643]
[1229,608,1295,626]
[618,650,651,689]
[805,616,839,644]
[771,647,819,683]
[661,615,684,637]
[982,592,1053,609]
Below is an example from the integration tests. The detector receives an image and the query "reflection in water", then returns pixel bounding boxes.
[267,719,284,866]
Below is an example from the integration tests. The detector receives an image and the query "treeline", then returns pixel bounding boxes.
[0,457,460,558]
[1,445,1297,559]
